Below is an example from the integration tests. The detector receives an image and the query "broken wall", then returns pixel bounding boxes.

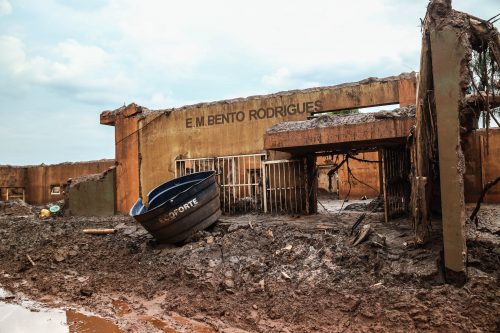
[135,75,415,206]
[411,0,500,275]
[114,107,140,216]
[0,166,27,201]
[0,160,115,205]
[464,128,500,203]
[65,167,116,216]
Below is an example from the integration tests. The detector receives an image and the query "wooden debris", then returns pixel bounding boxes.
[83,228,116,235]
[352,224,372,246]
[264,229,274,238]
[26,254,36,266]
[469,176,500,225]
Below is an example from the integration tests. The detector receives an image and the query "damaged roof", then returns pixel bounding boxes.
[267,105,416,134]
[264,105,416,154]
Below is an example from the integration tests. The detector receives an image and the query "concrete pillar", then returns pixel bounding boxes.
[115,105,141,214]
[430,27,467,276]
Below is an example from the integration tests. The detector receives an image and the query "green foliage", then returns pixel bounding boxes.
[329,108,360,116]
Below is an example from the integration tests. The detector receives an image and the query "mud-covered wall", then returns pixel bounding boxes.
[0,166,27,201]
[463,132,483,203]
[317,167,338,195]
[317,153,380,198]
[136,75,415,203]
[114,109,140,215]
[464,128,500,203]
[26,160,115,205]
[66,167,116,216]
[0,166,26,188]
[338,152,380,198]
[0,160,115,205]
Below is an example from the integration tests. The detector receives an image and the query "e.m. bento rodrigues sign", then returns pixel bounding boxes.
[185,100,322,128]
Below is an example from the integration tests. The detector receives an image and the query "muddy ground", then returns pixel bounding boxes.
[0,201,499,332]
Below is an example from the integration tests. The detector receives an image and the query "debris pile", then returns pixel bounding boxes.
[65,166,115,190]
[0,200,34,217]
[344,196,385,212]
[0,207,498,332]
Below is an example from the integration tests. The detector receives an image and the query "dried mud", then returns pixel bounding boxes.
[0,203,498,332]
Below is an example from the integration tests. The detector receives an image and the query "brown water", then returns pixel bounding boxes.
[0,301,122,333]
[0,287,123,332]
[0,288,217,333]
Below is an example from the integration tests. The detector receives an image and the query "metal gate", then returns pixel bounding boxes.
[175,154,266,214]
[381,147,411,222]
[263,160,306,214]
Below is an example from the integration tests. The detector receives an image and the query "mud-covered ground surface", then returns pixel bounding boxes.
[0,200,499,332]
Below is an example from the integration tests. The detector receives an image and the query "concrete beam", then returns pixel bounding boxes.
[100,111,116,126]
[430,27,467,274]
[264,118,415,154]
[313,76,403,112]
[100,103,141,126]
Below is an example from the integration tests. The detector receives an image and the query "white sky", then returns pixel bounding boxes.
[0,0,498,164]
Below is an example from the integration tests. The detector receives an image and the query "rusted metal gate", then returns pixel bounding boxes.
[263,160,306,214]
[381,147,411,222]
[175,154,266,214]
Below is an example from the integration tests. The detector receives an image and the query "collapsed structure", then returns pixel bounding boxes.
[410,0,500,278]
[0,0,499,281]
[100,73,418,215]
[0,160,114,205]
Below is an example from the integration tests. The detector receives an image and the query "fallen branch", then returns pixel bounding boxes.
[83,228,116,235]
[339,158,352,212]
[469,176,500,225]
[317,199,330,213]
[346,153,381,164]
[327,159,346,177]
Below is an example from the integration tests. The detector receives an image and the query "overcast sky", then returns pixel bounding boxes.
[0,0,498,165]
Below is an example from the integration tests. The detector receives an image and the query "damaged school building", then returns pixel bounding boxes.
[1,0,499,281]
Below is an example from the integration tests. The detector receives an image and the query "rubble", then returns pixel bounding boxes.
[0,205,498,332]
[0,200,34,217]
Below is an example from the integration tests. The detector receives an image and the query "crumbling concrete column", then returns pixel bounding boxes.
[430,27,468,276]
[114,105,141,214]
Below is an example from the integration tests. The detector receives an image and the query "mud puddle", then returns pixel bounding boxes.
[0,288,121,333]
[0,206,498,332]
[0,288,218,333]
